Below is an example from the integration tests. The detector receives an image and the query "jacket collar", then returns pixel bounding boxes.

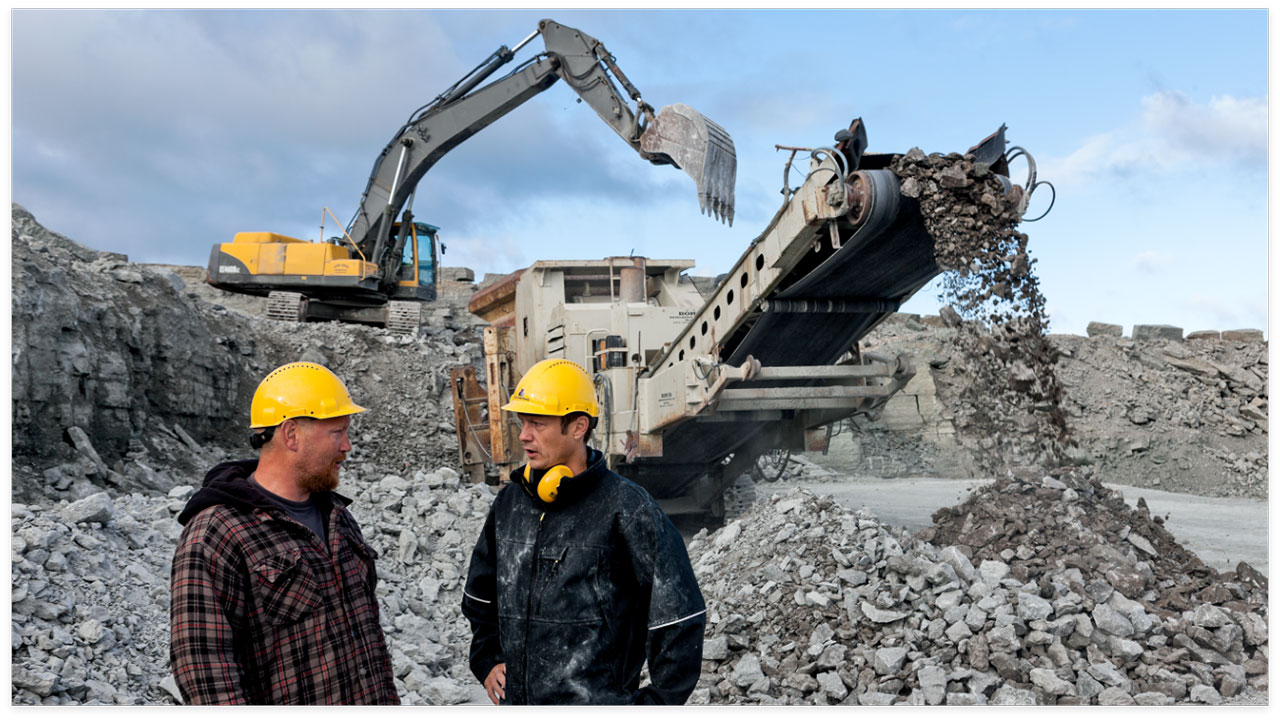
[510,447,606,511]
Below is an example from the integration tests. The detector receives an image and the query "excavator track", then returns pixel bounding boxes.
[386,301,421,335]
[265,291,307,323]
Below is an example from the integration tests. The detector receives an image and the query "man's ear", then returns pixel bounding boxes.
[572,415,590,442]
[278,419,302,451]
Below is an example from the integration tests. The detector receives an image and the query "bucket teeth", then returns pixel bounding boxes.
[641,103,737,226]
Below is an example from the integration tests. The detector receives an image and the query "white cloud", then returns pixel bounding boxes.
[1042,90,1266,187]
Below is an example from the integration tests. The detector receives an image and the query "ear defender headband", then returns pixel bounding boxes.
[523,464,574,503]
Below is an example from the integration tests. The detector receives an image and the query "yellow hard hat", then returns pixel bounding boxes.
[502,359,599,417]
[250,362,366,428]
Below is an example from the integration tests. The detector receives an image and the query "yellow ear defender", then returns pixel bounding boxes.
[524,464,573,503]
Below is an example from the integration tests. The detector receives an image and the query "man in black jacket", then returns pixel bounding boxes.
[461,359,705,705]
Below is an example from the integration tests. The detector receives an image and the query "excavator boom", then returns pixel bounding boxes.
[349,18,738,284]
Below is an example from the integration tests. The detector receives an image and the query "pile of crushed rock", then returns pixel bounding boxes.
[686,472,1267,706]
[11,462,494,705]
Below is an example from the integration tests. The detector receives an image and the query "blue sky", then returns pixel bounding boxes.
[10,8,1269,336]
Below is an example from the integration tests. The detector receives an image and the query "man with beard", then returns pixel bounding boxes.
[169,362,398,704]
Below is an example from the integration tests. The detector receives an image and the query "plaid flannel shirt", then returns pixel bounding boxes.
[169,495,399,705]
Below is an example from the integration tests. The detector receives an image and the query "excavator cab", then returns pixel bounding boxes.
[395,221,440,300]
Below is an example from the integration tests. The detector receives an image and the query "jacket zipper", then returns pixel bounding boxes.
[522,511,546,704]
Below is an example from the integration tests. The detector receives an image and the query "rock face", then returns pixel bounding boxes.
[12,204,248,476]
[11,205,488,504]
[686,481,1267,706]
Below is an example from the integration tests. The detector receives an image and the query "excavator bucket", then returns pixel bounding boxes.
[640,103,736,225]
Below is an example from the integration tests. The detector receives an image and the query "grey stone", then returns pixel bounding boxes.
[939,546,976,581]
[732,653,765,687]
[61,492,115,525]
[1096,687,1135,705]
[1030,668,1074,696]
[1087,662,1131,691]
[860,601,910,624]
[1091,603,1134,637]
[934,589,964,611]
[1192,603,1232,629]
[857,691,896,705]
[873,646,908,676]
[945,620,973,642]
[805,590,830,607]
[816,643,846,671]
[783,672,819,693]
[990,687,1037,705]
[1087,321,1123,337]
[1076,671,1104,699]
[1126,533,1157,557]
[978,559,1010,584]
[1132,324,1183,341]
[396,529,418,564]
[1016,592,1053,621]
[12,666,58,696]
[1219,664,1247,697]
[1188,684,1223,705]
[816,671,848,700]
[925,561,958,586]
[946,692,987,705]
[703,635,729,661]
[1133,691,1174,705]
[1221,329,1264,342]
[421,677,472,705]
[1109,636,1144,662]
[77,618,106,644]
[986,624,1020,654]
[917,665,947,705]
[808,623,834,648]
[714,520,742,549]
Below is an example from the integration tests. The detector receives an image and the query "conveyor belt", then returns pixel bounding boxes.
[624,170,946,505]
[725,169,937,367]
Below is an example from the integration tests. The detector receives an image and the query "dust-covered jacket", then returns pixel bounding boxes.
[461,448,706,704]
[169,459,398,705]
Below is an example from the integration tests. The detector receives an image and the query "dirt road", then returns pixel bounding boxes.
[768,478,1268,576]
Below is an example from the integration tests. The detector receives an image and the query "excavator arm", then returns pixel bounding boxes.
[349,19,736,293]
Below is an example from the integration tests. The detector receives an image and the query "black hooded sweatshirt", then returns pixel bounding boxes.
[461,448,706,705]
[177,459,344,528]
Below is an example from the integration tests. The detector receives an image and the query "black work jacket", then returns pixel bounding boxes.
[461,449,705,705]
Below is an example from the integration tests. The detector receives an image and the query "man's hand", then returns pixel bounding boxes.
[483,663,507,705]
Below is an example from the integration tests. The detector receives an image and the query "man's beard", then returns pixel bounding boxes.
[298,462,341,494]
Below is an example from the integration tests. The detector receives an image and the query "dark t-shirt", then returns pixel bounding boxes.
[250,475,327,545]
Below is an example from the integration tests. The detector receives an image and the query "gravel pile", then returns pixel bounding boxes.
[11,464,496,705]
[686,478,1267,706]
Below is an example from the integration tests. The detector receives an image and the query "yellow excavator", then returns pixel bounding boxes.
[206,19,736,333]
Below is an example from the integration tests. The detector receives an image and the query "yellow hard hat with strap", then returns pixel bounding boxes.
[502,359,599,417]
[250,362,366,428]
